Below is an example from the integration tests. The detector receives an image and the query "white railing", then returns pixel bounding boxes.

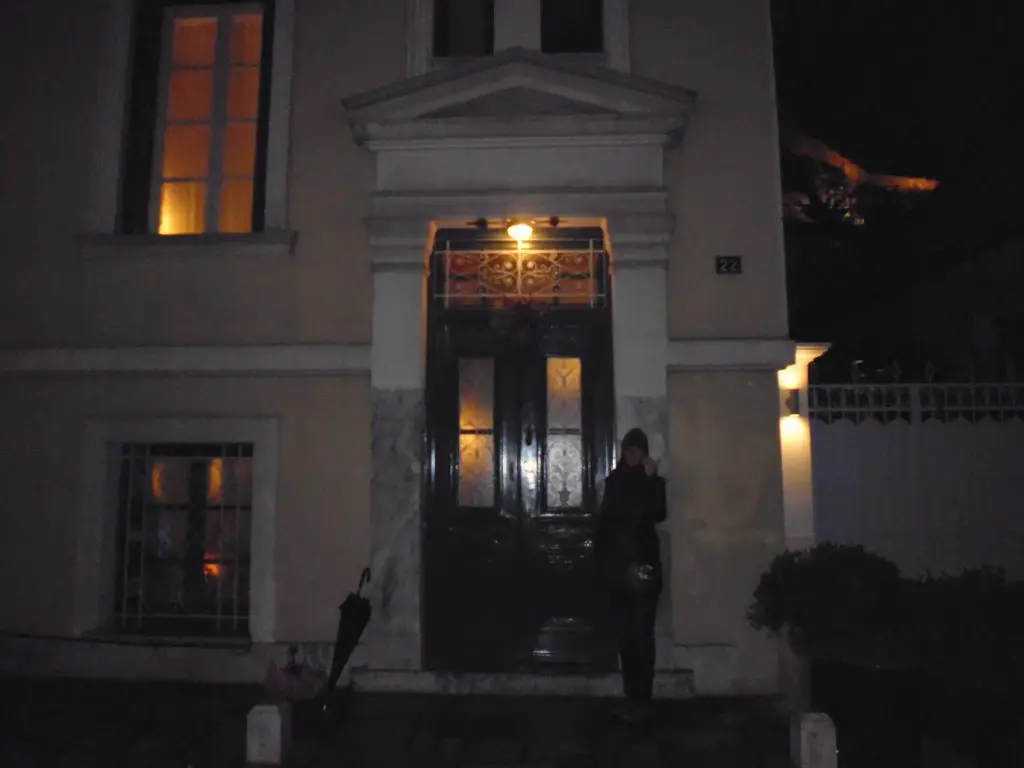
[808,383,1024,424]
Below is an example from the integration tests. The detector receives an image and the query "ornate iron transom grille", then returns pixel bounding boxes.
[432,237,608,309]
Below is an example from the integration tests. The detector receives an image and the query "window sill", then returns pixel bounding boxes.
[76,230,297,260]
[78,630,252,650]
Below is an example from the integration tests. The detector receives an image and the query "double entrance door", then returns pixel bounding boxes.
[423,309,617,673]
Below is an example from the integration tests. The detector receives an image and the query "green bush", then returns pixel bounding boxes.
[750,546,1024,674]
[915,567,1024,688]
[748,543,915,667]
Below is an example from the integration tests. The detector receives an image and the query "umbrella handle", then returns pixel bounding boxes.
[358,567,371,595]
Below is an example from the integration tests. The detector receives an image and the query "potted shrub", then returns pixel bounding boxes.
[749,543,924,768]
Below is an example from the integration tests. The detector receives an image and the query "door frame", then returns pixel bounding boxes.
[421,242,617,672]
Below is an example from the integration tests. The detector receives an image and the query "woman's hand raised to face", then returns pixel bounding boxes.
[643,456,657,477]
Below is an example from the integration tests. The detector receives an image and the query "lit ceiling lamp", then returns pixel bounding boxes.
[506,220,533,241]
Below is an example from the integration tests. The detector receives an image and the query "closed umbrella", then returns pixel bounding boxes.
[318,567,372,701]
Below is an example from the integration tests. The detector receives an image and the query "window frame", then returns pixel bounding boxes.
[73,418,279,643]
[149,4,266,236]
[112,441,255,638]
[80,0,294,244]
[406,0,630,76]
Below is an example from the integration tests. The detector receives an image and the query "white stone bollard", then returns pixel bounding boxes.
[246,702,293,765]
[790,712,837,768]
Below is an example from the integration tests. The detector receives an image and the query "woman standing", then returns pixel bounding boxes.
[595,427,667,723]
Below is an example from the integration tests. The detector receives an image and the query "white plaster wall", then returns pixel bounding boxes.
[0,0,406,347]
[812,420,1024,579]
[371,270,426,389]
[612,266,668,399]
[0,375,372,643]
[632,0,789,340]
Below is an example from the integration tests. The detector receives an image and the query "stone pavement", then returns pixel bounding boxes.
[0,677,793,767]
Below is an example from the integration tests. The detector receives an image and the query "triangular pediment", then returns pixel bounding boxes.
[423,87,618,119]
[343,48,696,146]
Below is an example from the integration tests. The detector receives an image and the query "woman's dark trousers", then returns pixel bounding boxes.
[613,587,660,704]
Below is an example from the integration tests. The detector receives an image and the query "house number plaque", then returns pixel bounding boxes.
[715,255,743,275]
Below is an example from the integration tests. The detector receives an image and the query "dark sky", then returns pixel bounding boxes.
[772,1,1023,182]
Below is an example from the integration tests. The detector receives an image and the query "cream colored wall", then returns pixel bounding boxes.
[667,370,786,693]
[0,0,406,347]
[0,375,371,643]
[632,0,789,340]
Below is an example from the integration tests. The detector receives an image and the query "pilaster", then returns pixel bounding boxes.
[365,217,431,670]
[606,213,675,669]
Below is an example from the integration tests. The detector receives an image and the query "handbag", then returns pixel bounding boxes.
[626,562,656,591]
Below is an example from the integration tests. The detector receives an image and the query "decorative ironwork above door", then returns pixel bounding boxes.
[430,227,608,310]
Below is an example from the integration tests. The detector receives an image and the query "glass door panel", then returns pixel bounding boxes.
[457,358,496,508]
[545,357,584,511]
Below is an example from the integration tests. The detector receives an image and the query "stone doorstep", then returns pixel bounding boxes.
[349,669,696,698]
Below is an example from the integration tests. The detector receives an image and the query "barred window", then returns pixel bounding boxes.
[114,442,253,638]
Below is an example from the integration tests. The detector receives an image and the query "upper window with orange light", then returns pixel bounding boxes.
[154,8,264,235]
[121,3,272,237]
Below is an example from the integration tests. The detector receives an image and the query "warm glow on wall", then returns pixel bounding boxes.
[779,413,809,446]
[777,366,801,391]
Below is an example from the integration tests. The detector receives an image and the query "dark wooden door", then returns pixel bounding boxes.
[423,310,617,673]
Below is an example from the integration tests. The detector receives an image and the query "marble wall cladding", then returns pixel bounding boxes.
[369,388,424,670]
[616,395,674,669]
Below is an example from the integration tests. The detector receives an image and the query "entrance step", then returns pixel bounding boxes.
[350,669,695,698]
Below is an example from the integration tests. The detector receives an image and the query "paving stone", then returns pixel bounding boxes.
[460,737,528,764]
[438,735,462,764]
[0,678,799,767]
[185,717,248,768]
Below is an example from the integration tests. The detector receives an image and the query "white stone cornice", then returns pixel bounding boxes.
[369,188,670,220]
[0,345,370,375]
[364,216,432,273]
[364,216,433,247]
[606,212,673,241]
[612,246,670,269]
[605,212,673,268]
[361,119,688,147]
[369,248,429,273]
[364,132,670,152]
[668,338,796,372]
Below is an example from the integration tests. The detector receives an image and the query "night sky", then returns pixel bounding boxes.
[774,1,1024,349]
[772,0,1022,183]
